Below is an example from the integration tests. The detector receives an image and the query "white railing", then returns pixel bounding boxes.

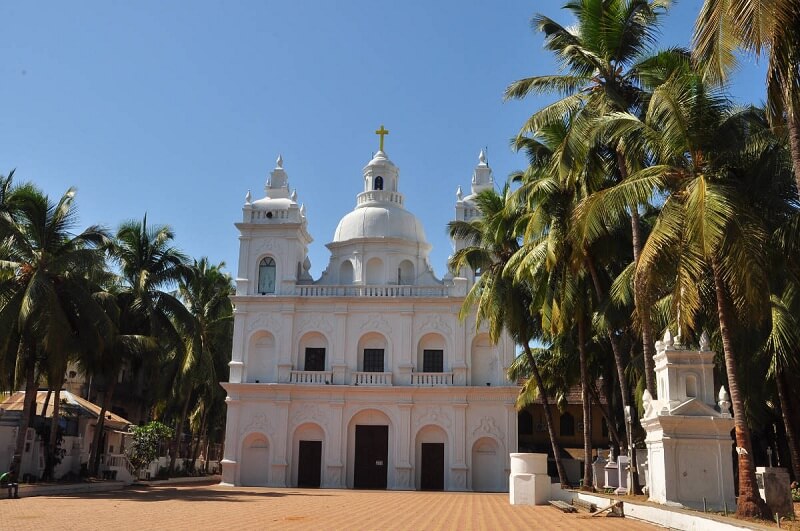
[103,454,136,477]
[289,370,333,384]
[295,285,450,297]
[357,190,404,206]
[352,372,393,386]
[411,372,454,386]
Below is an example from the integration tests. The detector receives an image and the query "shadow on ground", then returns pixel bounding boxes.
[55,485,335,503]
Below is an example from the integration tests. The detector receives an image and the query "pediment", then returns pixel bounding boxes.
[669,398,721,417]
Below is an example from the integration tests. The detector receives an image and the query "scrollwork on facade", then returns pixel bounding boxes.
[246,312,280,333]
[291,403,328,431]
[239,414,272,436]
[296,313,334,335]
[415,406,452,429]
[472,416,504,442]
[359,313,392,334]
[417,314,452,336]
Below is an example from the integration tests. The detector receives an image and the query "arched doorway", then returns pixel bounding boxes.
[471,437,501,492]
[347,409,392,489]
[415,425,447,491]
[291,423,324,488]
[240,434,270,486]
[339,260,354,284]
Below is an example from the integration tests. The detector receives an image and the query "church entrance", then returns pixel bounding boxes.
[420,443,444,491]
[353,425,388,489]
[297,440,322,488]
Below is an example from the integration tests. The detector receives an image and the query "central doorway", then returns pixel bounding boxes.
[420,443,444,491]
[297,440,322,488]
[354,425,388,489]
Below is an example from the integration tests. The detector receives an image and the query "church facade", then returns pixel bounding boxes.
[220,132,518,491]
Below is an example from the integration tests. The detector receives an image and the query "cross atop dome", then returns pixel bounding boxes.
[375,125,389,152]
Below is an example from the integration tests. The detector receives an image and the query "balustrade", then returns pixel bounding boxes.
[351,371,393,386]
[410,372,454,386]
[289,370,333,384]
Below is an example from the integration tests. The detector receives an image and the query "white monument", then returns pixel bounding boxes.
[640,331,736,511]
[509,453,550,505]
[220,131,518,492]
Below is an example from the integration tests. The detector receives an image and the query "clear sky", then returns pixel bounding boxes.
[1,1,767,280]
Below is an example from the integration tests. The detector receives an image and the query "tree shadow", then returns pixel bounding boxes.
[57,485,335,503]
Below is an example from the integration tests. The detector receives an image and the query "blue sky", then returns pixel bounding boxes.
[1,1,767,279]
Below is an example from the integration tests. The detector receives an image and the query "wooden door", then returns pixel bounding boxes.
[297,440,322,488]
[420,443,445,491]
[353,425,388,489]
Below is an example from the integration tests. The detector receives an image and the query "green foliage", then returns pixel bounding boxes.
[126,421,174,473]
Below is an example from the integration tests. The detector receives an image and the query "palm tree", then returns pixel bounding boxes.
[171,258,233,474]
[0,185,109,482]
[599,70,773,517]
[448,185,571,487]
[692,0,800,194]
[505,0,681,399]
[105,215,193,475]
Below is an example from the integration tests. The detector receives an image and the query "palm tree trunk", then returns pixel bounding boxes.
[169,390,193,475]
[586,256,641,493]
[41,389,52,419]
[776,366,800,481]
[189,407,208,473]
[617,152,657,398]
[522,343,569,487]
[11,345,37,483]
[712,261,769,518]
[787,111,800,197]
[587,383,622,448]
[89,377,117,477]
[45,381,62,480]
[577,317,593,490]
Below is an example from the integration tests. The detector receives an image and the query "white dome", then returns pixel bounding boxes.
[333,204,428,244]
[250,197,294,210]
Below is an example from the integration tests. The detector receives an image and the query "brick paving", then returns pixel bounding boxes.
[0,481,658,530]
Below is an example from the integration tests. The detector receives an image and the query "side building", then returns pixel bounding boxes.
[220,139,518,491]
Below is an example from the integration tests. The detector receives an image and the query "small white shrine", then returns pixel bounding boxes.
[640,331,736,511]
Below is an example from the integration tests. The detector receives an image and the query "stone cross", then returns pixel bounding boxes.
[375,125,389,151]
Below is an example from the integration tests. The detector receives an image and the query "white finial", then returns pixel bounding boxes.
[276,154,283,169]
[663,329,674,346]
[456,185,463,200]
[718,386,731,416]
[300,203,306,216]
[699,330,710,351]
[290,189,297,202]
[479,149,487,165]
[642,389,654,419]
[245,189,252,204]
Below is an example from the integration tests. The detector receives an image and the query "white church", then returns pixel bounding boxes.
[220,128,518,491]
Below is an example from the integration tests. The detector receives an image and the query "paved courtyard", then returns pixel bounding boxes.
[0,481,657,530]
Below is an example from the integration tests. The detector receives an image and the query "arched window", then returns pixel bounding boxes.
[374,176,384,190]
[560,412,575,437]
[258,257,276,294]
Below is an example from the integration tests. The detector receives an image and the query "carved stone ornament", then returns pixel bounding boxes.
[360,313,392,333]
[254,238,276,254]
[415,406,452,429]
[239,413,272,436]
[472,416,504,442]
[297,313,334,335]
[247,312,280,333]
[418,314,452,336]
[292,403,328,430]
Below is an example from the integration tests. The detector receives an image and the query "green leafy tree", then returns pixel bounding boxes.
[126,421,174,476]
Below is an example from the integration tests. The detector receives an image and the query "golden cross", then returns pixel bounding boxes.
[375,125,389,151]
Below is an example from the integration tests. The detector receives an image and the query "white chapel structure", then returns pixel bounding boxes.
[220,129,518,491]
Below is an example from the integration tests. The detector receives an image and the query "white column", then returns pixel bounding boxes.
[220,397,241,485]
[452,403,468,490]
[229,308,247,383]
[272,400,290,487]
[395,403,413,489]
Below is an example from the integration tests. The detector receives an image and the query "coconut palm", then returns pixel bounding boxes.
[0,185,109,482]
[505,0,682,399]
[597,70,774,517]
[105,215,193,426]
[168,258,233,474]
[692,0,800,194]
[448,185,570,487]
